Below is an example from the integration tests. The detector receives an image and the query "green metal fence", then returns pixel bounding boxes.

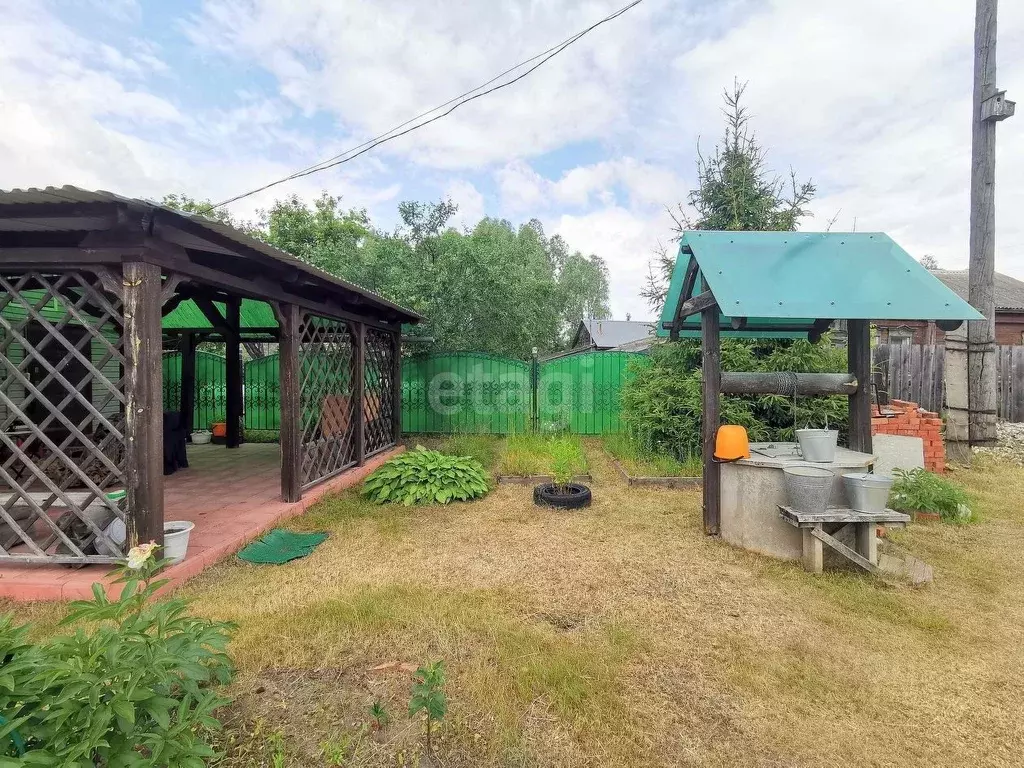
[162,349,645,436]
[162,351,227,430]
[537,351,638,434]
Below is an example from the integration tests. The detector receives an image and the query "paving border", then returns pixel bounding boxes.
[606,453,701,489]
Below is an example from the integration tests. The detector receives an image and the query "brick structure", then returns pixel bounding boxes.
[871,399,945,473]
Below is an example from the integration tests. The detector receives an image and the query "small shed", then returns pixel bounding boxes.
[658,231,982,534]
[0,186,421,566]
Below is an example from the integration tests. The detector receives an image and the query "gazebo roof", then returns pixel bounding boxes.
[658,231,983,338]
[0,186,422,328]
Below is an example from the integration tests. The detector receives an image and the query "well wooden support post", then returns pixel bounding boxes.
[179,332,196,438]
[701,289,721,535]
[353,322,366,466]
[279,303,302,503]
[392,330,402,445]
[847,319,872,454]
[123,260,165,548]
[225,298,242,449]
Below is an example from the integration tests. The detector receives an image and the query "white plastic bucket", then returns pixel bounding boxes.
[796,429,839,463]
[163,521,195,564]
[843,473,893,513]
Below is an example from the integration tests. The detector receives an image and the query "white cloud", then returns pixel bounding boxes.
[444,179,485,230]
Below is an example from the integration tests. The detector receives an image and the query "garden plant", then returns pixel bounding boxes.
[362,446,490,505]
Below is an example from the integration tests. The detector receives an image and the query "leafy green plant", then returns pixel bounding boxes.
[408,661,447,756]
[362,446,489,505]
[889,468,974,523]
[499,432,588,478]
[0,546,235,765]
[369,700,390,731]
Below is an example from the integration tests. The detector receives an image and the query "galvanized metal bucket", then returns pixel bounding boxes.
[783,465,835,514]
[796,429,839,463]
[843,472,893,513]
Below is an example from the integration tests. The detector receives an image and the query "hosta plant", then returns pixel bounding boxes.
[362,446,489,506]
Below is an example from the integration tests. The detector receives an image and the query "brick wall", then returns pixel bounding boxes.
[871,399,945,473]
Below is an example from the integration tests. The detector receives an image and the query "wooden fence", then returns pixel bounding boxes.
[873,343,1024,422]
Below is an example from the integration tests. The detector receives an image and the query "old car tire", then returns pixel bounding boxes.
[533,482,592,509]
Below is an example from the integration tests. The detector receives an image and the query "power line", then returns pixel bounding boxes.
[213,0,644,208]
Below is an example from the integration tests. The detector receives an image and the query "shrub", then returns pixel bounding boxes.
[621,338,848,460]
[244,429,280,444]
[0,549,235,764]
[889,467,974,523]
[362,446,489,505]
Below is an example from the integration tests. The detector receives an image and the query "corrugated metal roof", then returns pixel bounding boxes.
[930,269,1024,312]
[578,319,654,348]
[657,231,984,337]
[0,186,422,322]
[162,298,278,330]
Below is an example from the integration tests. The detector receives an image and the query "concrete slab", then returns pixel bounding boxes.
[872,434,925,477]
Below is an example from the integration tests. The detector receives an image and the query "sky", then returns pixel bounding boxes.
[2,0,1023,321]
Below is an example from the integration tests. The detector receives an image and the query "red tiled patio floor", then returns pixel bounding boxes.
[0,443,402,602]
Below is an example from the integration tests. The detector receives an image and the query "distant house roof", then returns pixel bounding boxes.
[610,336,658,353]
[930,269,1024,312]
[573,319,654,349]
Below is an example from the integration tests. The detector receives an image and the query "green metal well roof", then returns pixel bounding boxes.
[657,231,984,338]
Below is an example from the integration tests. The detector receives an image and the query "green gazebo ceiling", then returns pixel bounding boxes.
[657,231,984,338]
[162,298,277,331]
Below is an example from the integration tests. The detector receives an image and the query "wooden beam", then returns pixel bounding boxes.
[123,260,164,548]
[192,297,232,336]
[701,280,721,536]
[179,332,196,437]
[720,372,858,396]
[279,303,302,503]
[669,255,700,341]
[0,247,133,264]
[847,319,872,454]
[225,297,243,449]
[809,526,880,575]
[807,318,835,343]
[661,290,718,331]
[353,322,366,465]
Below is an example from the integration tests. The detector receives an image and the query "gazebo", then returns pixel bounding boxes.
[658,231,983,537]
[0,186,421,567]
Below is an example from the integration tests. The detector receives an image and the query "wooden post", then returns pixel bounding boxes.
[353,322,366,465]
[179,332,196,438]
[701,288,721,536]
[847,319,872,454]
[225,298,242,449]
[392,330,402,445]
[279,303,302,503]
[967,0,1012,447]
[123,260,164,548]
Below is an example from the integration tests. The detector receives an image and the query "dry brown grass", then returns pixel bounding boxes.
[6,446,1024,766]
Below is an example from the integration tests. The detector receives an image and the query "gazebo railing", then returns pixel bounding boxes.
[0,269,127,563]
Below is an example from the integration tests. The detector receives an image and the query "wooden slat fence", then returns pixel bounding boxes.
[873,343,1024,422]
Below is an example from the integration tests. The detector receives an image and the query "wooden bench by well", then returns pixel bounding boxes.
[778,505,911,575]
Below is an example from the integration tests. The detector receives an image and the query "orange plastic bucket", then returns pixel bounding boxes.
[211,422,227,438]
[714,425,750,461]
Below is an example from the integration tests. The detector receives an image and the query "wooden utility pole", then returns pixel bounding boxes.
[967,0,1014,446]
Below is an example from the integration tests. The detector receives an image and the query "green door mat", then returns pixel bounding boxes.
[237,529,329,564]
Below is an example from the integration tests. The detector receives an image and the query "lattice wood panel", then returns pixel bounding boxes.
[364,327,397,456]
[0,270,127,563]
[299,314,357,488]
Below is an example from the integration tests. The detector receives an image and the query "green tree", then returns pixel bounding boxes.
[643,80,816,311]
[160,193,235,225]
[259,193,371,277]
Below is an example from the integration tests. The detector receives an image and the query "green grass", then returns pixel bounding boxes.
[437,433,501,470]
[603,433,701,478]
[498,433,588,477]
